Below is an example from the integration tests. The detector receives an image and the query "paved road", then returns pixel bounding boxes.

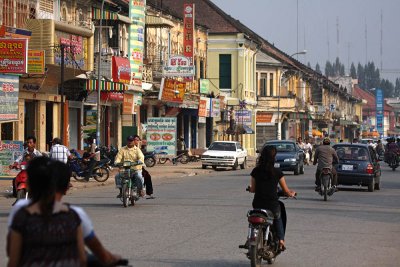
[1,163,399,266]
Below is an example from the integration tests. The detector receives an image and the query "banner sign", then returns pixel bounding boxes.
[198,96,208,117]
[235,109,252,126]
[159,78,185,103]
[198,97,220,118]
[183,4,194,65]
[28,50,45,74]
[163,55,195,77]
[0,74,19,121]
[112,56,131,84]
[200,79,209,94]
[100,92,124,102]
[122,93,134,114]
[0,38,28,74]
[146,117,177,156]
[376,88,384,136]
[0,141,24,178]
[129,0,146,90]
[256,112,273,125]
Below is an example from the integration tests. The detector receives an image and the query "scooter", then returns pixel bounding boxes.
[11,161,29,200]
[317,167,336,201]
[68,151,111,182]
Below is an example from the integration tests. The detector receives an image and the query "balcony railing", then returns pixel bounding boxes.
[256,96,296,110]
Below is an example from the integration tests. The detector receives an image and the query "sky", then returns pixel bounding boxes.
[211,0,400,83]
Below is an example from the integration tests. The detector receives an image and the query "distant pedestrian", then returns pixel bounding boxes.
[7,157,86,267]
[49,138,71,163]
[352,138,359,143]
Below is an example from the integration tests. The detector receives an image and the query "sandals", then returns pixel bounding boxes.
[278,241,286,252]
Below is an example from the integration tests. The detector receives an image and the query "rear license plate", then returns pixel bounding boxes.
[342,164,353,171]
[274,163,280,168]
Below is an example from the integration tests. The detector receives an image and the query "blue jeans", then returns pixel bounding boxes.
[115,170,144,191]
[274,217,285,241]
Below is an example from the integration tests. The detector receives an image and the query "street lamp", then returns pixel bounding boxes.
[277,50,307,140]
[96,0,105,147]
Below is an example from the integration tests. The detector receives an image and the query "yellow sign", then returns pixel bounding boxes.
[28,50,45,74]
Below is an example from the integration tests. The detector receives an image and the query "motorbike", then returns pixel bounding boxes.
[240,189,292,266]
[144,151,157,167]
[387,152,399,171]
[11,161,29,200]
[100,146,118,165]
[317,167,335,201]
[68,151,111,182]
[116,161,143,207]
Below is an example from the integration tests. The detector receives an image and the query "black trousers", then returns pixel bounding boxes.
[142,168,153,195]
[315,168,337,186]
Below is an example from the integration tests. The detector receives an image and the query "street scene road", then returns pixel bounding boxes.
[1,162,399,267]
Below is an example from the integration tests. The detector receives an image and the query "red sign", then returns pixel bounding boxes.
[100,92,124,102]
[183,4,194,65]
[160,78,185,103]
[112,56,131,84]
[0,38,28,74]
[122,94,134,114]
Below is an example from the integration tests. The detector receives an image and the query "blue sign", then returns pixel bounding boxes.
[375,88,384,135]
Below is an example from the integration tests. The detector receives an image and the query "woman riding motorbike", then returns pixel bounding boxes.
[249,145,296,251]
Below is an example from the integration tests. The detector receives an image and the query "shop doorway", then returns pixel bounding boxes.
[46,103,54,151]
[1,122,13,140]
[24,101,37,139]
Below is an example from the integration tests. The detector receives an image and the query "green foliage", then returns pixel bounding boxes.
[315,63,322,74]
[350,63,357,78]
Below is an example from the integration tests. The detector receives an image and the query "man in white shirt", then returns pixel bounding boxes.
[49,138,71,163]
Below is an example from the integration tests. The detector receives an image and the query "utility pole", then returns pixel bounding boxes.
[97,0,105,147]
[60,44,65,142]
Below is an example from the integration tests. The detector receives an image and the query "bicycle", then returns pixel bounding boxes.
[158,150,190,165]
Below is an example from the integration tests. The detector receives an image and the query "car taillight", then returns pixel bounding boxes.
[366,164,374,174]
[248,216,265,224]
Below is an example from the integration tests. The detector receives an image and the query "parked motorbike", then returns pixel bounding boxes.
[144,151,156,168]
[11,161,29,200]
[317,167,336,201]
[69,151,111,182]
[240,189,293,266]
[100,145,118,165]
[116,161,143,207]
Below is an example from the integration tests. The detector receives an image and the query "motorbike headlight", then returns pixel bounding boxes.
[284,158,297,162]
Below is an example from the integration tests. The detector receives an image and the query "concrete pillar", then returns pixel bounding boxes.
[53,102,60,142]
[37,100,46,152]
[117,105,122,148]
[16,99,25,141]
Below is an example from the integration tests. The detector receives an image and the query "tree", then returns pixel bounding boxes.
[357,63,365,89]
[394,78,400,97]
[307,62,312,69]
[350,63,357,79]
[325,61,333,77]
[315,63,322,74]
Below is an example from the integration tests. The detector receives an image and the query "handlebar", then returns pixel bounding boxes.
[246,186,297,199]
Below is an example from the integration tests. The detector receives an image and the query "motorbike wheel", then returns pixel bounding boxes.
[158,157,168,164]
[145,157,156,167]
[179,154,189,164]
[93,167,110,183]
[122,184,129,208]
[16,189,26,200]
[72,173,87,182]
[249,231,263,267]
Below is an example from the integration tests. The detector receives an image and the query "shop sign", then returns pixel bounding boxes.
[129,0,145,89]
[200,79,209,94]
[28,50,45,74]
[235,110,252,126]
[100,92,124,102]
[54,31,86,68]
[163,55,195,77]
[0,140,24,178]
[134,92,142,106]
[0,39,27,74]
[0,74,19,121]
[198,97,208,117]
[0,25,31,39]
[211,98,220,118]
[183,4,194,65]
[159,78,185,103]
[146,117,177,156]
[112,56,131,84]
[256,112,273,125]
[122,93,134,114]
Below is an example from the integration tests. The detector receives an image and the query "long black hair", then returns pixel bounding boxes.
[257,145,277,177]
[27,157,56,221]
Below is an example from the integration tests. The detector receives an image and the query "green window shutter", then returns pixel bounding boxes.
[219,54,231,89]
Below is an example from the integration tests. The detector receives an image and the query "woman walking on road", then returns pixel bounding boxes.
[7,157,86,267]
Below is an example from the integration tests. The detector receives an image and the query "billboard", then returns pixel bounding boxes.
[0,74,19,121]
[146,117,177,156]
[376,88,384,136]
[0,38,28,74]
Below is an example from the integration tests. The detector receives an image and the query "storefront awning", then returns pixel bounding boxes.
[84,79,128,92]
[146,15,175,28]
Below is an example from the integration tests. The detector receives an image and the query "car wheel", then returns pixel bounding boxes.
[202,164,207,169]
[233,159,239,170]
[240,158,247,169]
[294,164,300,175]
[300,163,305,174]
[368,178,375,192]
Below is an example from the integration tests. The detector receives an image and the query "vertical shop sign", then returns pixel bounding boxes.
[0,141,24,178]
[0,74,19,121]
[129,0,146,90]
[122,93,134,114]
[198,97,207,117]
[28,50,45,74]
[375,88,384,136]
[183,4,194,66]
[146,117,177,156]
[200,79,209,94]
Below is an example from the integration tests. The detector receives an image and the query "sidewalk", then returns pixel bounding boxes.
[0,157,257,197]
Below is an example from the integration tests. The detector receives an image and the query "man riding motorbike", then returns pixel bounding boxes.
[313,137,339,192]
[384,137,399,163]
[114,135,145,198]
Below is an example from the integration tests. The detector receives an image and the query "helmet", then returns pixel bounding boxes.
[322,137,331,145]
